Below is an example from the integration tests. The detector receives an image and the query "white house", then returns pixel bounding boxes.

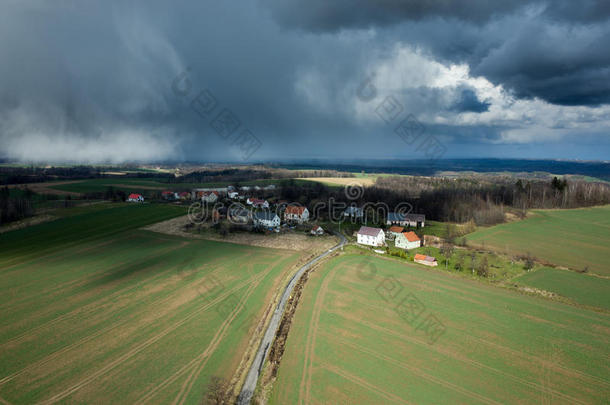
[127,193,144,202]
[253,211,280,228]
[357,226,385,247]
[395,231,421,250]
[228,191,239,199]
[284,205,309,223]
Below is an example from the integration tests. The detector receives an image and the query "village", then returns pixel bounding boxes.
[126,184,439,267]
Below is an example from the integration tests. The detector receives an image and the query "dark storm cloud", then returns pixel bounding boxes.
[262,0,610,30]
[0,0,608,163]
[264,0,610,107]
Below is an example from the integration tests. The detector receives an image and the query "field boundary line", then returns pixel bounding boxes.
[35,271,268,405]
[136,258,283,404]
[320,362,412,405]
[333,311,589,405]
[0,241,194,349]
[298,268,336,405]
[173,272,268,405]
[328,333,502,405]
[0,260,230,387]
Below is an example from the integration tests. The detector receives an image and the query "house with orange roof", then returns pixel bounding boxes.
[414,254,437,266]
[395,231,421,250]
[284,205,309,223]
[387,225,404,240]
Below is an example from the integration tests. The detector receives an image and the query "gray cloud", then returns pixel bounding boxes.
[0,0,609,163]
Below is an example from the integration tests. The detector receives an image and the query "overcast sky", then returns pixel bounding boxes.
[1,0,609,163]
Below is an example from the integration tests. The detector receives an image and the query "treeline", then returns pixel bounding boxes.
[0,187,35,225]
[276,175,610,226]
[0,165,169,185]
[168,167,354,184]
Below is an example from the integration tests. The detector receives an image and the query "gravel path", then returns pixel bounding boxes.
[237,232,346,404]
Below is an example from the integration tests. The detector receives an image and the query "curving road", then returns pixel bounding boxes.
[237,231,346,404]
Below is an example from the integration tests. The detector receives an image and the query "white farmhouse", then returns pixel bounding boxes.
[253,211,280,229]
[357,226,385,247]
[395,231,421,250]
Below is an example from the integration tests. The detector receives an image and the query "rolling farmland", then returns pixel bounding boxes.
[269,254,610,404]
[515,268,610,311]
[466,205,610,275]
[0,204,301,404]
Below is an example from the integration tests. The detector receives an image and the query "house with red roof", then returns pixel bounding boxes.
[247,198,269,209]
[310,225,324,236]
[127,193,144,202]
[357,226,385,247]
[284,205,309,223]
[395,231,421,250]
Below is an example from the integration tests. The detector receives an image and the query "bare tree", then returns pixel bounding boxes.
[201,377,231,405]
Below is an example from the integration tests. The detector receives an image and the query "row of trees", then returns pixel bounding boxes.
[0,187,35,225]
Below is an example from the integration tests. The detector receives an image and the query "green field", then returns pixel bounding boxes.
[466,205,610,275]
[515,268,610,311]
[0,204,301,404]
[46,178,311,195]
[269,254,610,404]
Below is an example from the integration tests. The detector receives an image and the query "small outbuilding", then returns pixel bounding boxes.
[310,225,324,236]
[414,254,437,267]
[127,193,144,202]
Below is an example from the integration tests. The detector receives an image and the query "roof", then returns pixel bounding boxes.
[162,190,174,194]
[414,254,436,262]
[405,213,426,221]
[312,225,323,231]
[128,193,141,199]
[285,205,306,215]
[254,211,278,221]
[388,212,426,222]
[178,191,189,196]
[358,226,383,237]
[388,226,404,233]
[387,212,405,221]
[403,231,420,242]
